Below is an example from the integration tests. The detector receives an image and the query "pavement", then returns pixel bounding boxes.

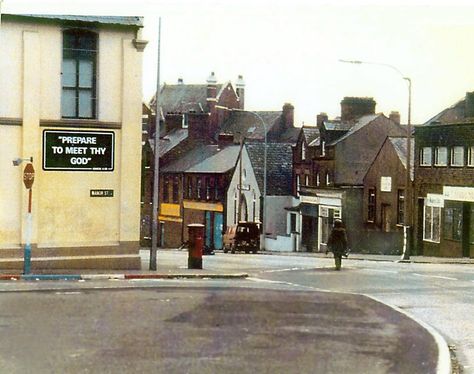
[0,248,471,281]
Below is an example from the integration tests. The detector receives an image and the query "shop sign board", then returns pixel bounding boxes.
[43,130,114,171]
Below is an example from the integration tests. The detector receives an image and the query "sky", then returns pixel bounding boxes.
[3,0,474,126]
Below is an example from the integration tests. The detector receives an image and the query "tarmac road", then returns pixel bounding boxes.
[0,286,439,374]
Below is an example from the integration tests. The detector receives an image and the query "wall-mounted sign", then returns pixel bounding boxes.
[23,163,35,189]
[443,186,474,202]
[90,189,114,197]
[43,130,114,171]
[425,193,444,207]
[380,176,392,192]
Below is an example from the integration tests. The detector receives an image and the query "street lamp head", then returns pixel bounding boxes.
[339,59,362,64]
[12,157,33,166]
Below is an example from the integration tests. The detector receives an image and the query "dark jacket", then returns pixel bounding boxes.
[327,226,348,256]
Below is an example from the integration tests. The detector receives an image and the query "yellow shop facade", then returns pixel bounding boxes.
[0,14,147,269]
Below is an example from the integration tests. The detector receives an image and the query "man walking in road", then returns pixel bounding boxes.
[327,219,348,270]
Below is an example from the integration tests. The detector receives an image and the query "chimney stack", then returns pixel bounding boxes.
[317,112,328,128]
[236,75,245,109]
[340,97,376,122]
[283,103,294,129]
[466,92,474,118]
[177,77,184,84]
[389,111,401,125]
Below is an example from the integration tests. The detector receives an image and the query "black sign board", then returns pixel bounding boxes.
[90,189,114,197]
[43,130,114,171]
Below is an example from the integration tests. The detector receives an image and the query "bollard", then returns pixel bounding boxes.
[187,224,204,269]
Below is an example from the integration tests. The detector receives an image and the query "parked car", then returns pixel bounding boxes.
[223,222,260,254]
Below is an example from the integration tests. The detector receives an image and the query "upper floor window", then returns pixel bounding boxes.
[316,173,320,186]
[420,147,432,166]
[451,146,464,167]
[321,141,326,157]
[62,29,97,119]
[325,172,330,185]
[434,147,447,166]
[296,174,301,197]
[468,146,474,167]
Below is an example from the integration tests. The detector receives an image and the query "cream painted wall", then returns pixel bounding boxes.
[0,18,144,250]
[0,126,22,248]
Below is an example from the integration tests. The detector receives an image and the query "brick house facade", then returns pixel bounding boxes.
[414,94,474,258]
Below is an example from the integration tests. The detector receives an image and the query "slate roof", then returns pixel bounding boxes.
[423,97,469,125]
[388,137,415,181]
[149,84,221,115]
[246,143,293,196]
[323,121,353,131]
[302,126,319,144]
[220,110,282,142]
[149,128,188,158]
[161,143,239,174]
[4,14,143,27]
[328,114,381,146]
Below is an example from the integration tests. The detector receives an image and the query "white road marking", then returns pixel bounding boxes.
[262,267,305,273]
[413,273,458,281]
[362,269,398,274]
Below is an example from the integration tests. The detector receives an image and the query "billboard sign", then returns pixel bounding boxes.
[43,130,114,171]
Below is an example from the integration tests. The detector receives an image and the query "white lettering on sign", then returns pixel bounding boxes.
[443,186,474,202]
[65,147,88,155]
[58,136,97,145]
[90,147,106,155]
[52,146,63,154]
[425,193,444,207]
[70,157,92,165]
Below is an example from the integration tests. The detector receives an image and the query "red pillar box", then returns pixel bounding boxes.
[187,224,204,269]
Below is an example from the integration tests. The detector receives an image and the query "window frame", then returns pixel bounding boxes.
[450,146,464,167]
[423,205,441,243]
[367,188,376,223]
[61,28,98,119]
[420,147,432,166]
[434,146,448,166]
[397,189,405,225]
[468,146,474,167]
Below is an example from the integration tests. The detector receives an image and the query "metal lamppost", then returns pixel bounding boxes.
[339,59,412,259]
[248,111,267,250]
[150,17,161,270]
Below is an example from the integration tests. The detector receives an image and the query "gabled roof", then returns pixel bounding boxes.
[323,121,353,132]
[4,14,143,27]
[246,143,293,196]
[154,128,188,157]
[151,84,222,115]
[388,137,414,181]
[161,143,239,174]
[220,110,282,142]
[187,145,240,173]
[328,114,381,146]
[302,126,319,144]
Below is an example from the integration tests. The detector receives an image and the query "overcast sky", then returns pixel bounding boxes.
[3,0,474,125]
